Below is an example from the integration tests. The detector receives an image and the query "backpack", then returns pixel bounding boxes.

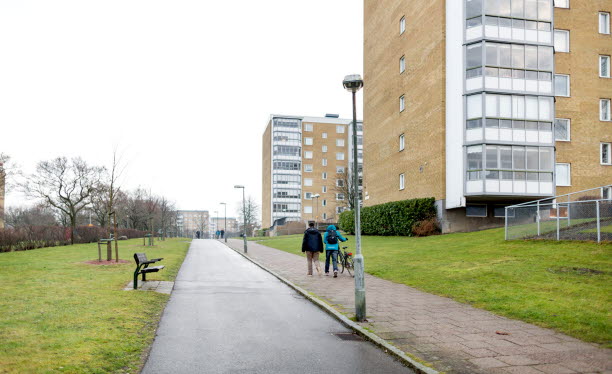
[327,230,338,245]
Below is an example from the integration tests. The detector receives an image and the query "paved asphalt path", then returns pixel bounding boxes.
[142,239,412,374]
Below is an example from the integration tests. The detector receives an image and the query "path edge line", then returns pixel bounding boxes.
[221,241,439,374]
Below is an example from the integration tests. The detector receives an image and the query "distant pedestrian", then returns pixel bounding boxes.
[220,229,225,239]
[324,225,347,278]
[302,222,323,276]
[215,230,220,239]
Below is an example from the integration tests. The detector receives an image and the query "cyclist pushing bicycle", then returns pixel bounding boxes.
[323,225,348,278]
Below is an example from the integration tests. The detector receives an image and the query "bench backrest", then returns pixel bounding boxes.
[134,253,148,265]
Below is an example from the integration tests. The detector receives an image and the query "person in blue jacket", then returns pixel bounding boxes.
[323,225,348,278]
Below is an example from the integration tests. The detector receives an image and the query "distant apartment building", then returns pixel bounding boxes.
[262,114,363,229]
[176,210,209,238]
[363,0,611,232]
[210,217,239,234]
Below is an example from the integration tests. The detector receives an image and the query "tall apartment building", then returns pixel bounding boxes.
[210,217,239,234]
[176,210,209,238]
[262,114,363,229]
[364,0,611,232]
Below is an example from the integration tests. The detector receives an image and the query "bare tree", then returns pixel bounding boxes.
[125,188,148,230]
[158,197,175,240]
[237,196,259,236]
[22,157,104,244]
[194,212,208,238]
[5,205,58,228]
[333,171,358,211]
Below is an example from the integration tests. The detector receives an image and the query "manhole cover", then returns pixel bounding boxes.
[333,332,364,341]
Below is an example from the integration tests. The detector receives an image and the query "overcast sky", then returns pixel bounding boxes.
[0,0,363,217]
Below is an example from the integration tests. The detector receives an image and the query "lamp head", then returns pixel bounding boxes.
[342,74,364,93]
[313,193,320,198]
[234,185,244,189]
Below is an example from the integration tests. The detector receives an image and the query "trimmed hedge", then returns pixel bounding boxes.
[338,197,437,236]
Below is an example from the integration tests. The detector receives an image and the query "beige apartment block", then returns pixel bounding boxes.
[262,114,363,229]
[210,217,239,234]
[176,210,209,238]
[364,0,612,232]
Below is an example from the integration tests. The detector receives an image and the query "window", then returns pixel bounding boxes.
[603,186,612,200]
[304,178,313,186]
[304,137,313,145]
[400,16,406,34]
[322,212,327,219]
[554,30,569,52]
[400,56,406,73]
[601,99,611,121]
[336,179,344,187]
[304,123,313,132]
[304,206,313,214]
[273,161,301,170]
[602,143,611,165]
[494,206,509,218]
[336,166,345,173]
[336,193,345,201]
[304,164,313,172]
[466,204,487,217]
[304,192,313,199]
[336,125,345,134]
[554,0,569,8]
[304,151,313,159]
[399,173,405,190]
[322,200,327,207]
[322,186,327,193]
[322,158,327,166]
[600,12,610,34]
[322,132,327,138]
[600,55,611,78]
[336,152,345,161]
[336,139,345,147]
[399,134,405,151]
[554,74,570,96]
[399,95,405,112]
[555,163,571,186]
[322,145,328,153]
[554,118,570,141]
[336,207,346,214]
[322,172,327,179]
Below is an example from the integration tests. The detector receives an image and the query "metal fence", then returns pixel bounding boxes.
[505,185,612,243]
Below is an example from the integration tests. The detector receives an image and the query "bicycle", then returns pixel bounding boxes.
[337,246,354,277]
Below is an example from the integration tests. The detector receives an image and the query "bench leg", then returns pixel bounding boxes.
[133,272,138,289]
[142,272,147,282]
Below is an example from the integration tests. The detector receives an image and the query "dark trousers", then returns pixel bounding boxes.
[325,250,338,273]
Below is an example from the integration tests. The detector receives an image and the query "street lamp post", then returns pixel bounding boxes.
[343,74,365,322]
[220,202,227,242]
[313,193,320,227]
[234,185,247,253]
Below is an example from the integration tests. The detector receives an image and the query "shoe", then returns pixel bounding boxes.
[325,272,329,276]
[333,271,338,278]
[307,274,313,276]
[316,264,321,275]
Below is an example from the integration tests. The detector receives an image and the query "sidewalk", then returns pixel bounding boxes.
[225,239,611,374]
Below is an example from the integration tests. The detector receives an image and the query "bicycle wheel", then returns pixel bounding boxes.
[345,256,354,276]
[336,251,345,274]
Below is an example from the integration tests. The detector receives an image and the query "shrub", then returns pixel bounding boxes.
[412,217,440,237]
[339,197,437,236]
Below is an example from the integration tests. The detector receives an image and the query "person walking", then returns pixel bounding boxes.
[324,225,347,278]
[220,229,225,239]
[301,222,323,276]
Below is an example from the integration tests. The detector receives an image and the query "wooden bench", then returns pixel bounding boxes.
[133,253,164,289]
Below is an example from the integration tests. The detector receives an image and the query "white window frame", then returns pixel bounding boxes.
[336,193,345,201]
[399,173,405,190]
[322,212,327,219]
[304,137,313,145]
[554,0,569,8]
[304,123,313,132]
[336,179,344,187]
[601,143,612,165]
[322,186,327,193]
[336,152,345,161]
[600,12,610,35]
[336,139,345,147]
[466,204,488,217]
[304,178,313,187]
[336,125,345,134]
[304,192,313,200]
[399,95,405,112]
[601,99,611,121]
[400,56,406,73]
[322,132,327,139]
[304,164,313,172]
[399,134,405,151]
[400,16,406,35]
[554,29,570,53]
[322,172,327,180]
[555,74,570,97]
[554,118,571,142]
[336,166,345,173]
[304,151,313,159]
[322,145,328,153]
[304,206,313,214]
[322,200,327,207]
[555,163,571,186]
[600,55,611,78]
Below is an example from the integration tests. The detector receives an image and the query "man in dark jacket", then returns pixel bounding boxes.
[302,222,323,276]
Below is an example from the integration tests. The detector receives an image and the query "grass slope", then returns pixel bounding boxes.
[256,229,612,346]
[0,238,190,373]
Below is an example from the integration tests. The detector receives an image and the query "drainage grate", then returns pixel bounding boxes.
[333,332,364,341]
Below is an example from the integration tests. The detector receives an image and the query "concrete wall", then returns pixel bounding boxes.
[554,1,612,194]
[363,0,447,207]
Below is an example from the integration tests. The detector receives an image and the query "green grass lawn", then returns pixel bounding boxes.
[0,238,191,374]
[256,229,612,346]
[582,225,612,234]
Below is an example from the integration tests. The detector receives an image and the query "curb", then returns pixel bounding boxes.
[221,240,439,374]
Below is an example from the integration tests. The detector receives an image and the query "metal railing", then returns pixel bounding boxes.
[505,185,612,243]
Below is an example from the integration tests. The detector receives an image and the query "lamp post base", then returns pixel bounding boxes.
[353,254,366,321]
